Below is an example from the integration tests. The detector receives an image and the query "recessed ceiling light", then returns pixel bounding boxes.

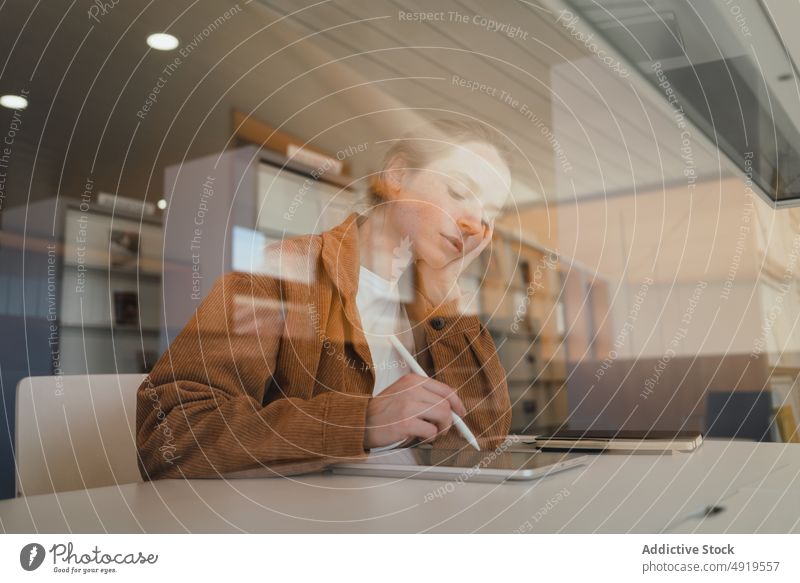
[0,94,28,110]
[157,199,168,210]
[147,33,179,51]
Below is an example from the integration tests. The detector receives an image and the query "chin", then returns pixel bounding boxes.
[417,248,452,269]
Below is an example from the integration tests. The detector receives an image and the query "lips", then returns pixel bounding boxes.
[441,233,463,254]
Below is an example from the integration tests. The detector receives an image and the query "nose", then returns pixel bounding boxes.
[456,217,482,237]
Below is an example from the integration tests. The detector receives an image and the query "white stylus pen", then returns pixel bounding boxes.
[388,334,481,451]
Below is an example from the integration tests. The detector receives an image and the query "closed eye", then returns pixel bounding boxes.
[448,187,466,201]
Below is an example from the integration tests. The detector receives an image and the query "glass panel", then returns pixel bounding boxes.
[559,0,800,206]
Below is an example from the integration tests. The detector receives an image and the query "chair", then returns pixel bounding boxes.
[15,374,146,496]
[704,390,775,442]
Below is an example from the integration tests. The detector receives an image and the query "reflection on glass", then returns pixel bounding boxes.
[561,0,800,206]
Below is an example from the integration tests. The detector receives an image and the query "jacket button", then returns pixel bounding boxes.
[430,317,445,330]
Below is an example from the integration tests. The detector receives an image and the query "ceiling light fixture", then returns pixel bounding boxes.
[147,33,179,51]
[0,94,28,110]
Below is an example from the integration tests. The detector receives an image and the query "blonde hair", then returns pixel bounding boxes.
[365,118,512,208]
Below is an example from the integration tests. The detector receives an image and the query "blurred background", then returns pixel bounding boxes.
[2,0,800,500]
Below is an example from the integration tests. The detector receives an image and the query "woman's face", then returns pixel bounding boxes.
[385,141,511,269]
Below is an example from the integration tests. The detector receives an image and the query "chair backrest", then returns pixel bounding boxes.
[704,390,774,442]
[15,374,146,496]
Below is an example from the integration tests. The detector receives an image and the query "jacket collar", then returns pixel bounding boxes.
[319,212,376,375]
[321,211,431,321]
[320,212,362,301]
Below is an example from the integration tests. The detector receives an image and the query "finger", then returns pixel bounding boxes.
[406,385,463,423]
[397,398,450,435]
[404,418,439,442]
[393,374,466,417]
[417,401,454,435]
[421,380,466,418]
[417,378,467,417]
[461,233,490,262]
[463,235,483,254]
[475,226,493,252]
[404,388,454,418]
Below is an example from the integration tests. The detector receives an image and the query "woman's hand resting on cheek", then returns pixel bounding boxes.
[363,373,468,449]
[416,220,493,305]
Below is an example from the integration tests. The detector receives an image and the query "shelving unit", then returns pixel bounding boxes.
[6,197,163,375]
[478,227,611,433]
[161,145,361,351]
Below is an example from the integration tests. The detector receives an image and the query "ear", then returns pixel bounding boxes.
[382,154,407,199]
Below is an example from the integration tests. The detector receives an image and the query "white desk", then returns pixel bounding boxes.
[1,440,798,533]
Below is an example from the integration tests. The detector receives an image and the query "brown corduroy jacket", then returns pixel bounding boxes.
[136,213,511,480]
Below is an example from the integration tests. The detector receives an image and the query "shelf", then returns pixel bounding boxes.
[60,323,160,334]
[61,198,163,226]
[62,262,162,279]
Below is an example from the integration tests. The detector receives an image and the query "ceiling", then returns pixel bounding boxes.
[254,0,724,205]
[0,0,719,210]
[0,0,797,220]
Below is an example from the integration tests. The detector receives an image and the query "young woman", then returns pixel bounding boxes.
[136,119,513,480]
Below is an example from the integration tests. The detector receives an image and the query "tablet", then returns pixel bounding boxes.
[331,448,588,482]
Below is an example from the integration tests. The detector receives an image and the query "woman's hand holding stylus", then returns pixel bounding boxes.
[363,373,467,450]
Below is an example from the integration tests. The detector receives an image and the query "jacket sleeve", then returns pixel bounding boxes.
[413,294,512,451]
[136,271,370,480]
